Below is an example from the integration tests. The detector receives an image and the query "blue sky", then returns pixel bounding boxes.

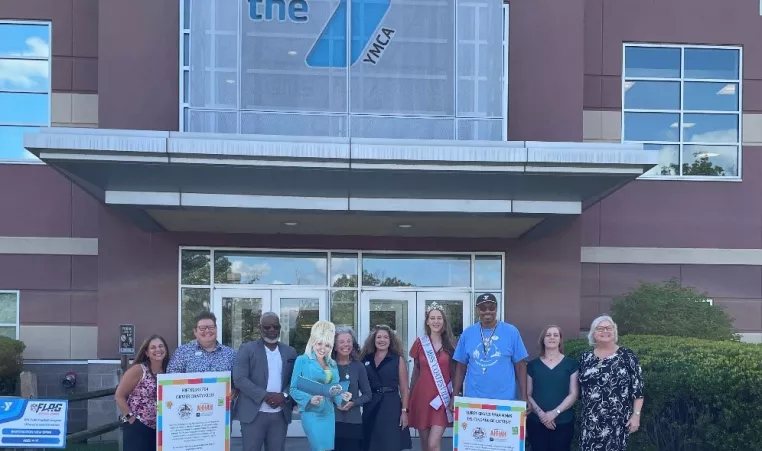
[0,22,50,162]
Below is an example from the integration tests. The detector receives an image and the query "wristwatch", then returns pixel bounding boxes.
[555,409,561,415]
[121,413,134,423]
[282,392,290,400]
[401,408,408,413]
[634,410,641,415]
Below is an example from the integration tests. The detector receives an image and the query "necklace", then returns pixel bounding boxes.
[479,323,498,374]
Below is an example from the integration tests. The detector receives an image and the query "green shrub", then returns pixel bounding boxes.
[565,335,762,451]
[0,336,25,396]
[610,278,737,341]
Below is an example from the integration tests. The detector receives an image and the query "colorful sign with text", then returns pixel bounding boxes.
[0,398,68,449]
[453,396,525,451]
[157,371,231,451]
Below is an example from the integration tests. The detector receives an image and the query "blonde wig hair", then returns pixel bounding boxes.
[588,315,619,346]
[305,320,337,361]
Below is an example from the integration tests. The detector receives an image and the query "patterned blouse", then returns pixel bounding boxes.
[127,364,158,429]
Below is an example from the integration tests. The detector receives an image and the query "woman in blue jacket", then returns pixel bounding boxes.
[290,320,352,451]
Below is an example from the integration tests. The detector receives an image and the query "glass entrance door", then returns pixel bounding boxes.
[359,291,417,365]
[212,288,328,438]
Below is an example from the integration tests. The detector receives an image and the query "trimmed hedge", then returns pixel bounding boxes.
[564,335,762,451]
[610,279,737,341]
[0,336,25,396]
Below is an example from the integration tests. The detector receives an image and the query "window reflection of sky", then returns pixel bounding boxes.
[210,252,502,289]
[0,22,50,163]
[623,45,741,177]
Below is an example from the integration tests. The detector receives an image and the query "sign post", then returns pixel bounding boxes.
[453,396,526,451]
[119,324,135,355]
[119,324,135,375]
[0,398,69,449]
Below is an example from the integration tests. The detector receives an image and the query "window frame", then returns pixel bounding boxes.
[178,0,510,141]
[0,19,52,165]
[621,42,743,181]
[0,290,20,340]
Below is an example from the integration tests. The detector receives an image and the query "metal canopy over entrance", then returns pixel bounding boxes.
[25,128,658,239]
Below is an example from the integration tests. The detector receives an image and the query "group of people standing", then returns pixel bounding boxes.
[114,291,645,451]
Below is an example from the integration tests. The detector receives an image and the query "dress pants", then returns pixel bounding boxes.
[526,419,574,451]
[241,411,288,451]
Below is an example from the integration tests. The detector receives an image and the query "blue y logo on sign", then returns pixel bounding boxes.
[248,0,394,68]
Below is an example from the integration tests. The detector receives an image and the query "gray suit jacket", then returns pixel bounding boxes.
[232,339,298,424]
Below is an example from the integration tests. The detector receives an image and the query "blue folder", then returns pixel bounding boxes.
[296,375,350,397]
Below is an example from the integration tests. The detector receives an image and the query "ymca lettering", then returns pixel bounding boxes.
[363,28,395,65]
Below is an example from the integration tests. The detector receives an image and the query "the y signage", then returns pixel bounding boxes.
[247,0,395,68]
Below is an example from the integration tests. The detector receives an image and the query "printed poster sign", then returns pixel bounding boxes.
[453,396,526,451]
[157,371,231,451]
[0,398,68,448]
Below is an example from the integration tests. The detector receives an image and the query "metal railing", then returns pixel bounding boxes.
[64,387,121,444]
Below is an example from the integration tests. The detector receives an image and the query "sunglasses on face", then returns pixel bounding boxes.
[262,324,281,331]
[477,303,497,312]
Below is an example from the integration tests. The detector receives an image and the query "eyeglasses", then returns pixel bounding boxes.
[196,325,217,332]
[595,326,614,332]
[477,303,497,312]
[262,324,281,331]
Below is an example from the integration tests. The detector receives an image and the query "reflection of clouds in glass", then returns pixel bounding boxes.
[687,129,737,144]
[330,257,357,284]
[231,261,270,283]
[0,37,49,90]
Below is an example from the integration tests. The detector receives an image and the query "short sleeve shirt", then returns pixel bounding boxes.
[453,321,528,400]
[527,356,579,424]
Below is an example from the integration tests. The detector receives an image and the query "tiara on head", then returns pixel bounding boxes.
[426,302,445,314]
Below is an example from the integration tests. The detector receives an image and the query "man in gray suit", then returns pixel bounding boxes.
[233,312,298,451]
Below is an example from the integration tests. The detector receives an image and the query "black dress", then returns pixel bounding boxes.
[361,353,412,451]
[578,347,645,451]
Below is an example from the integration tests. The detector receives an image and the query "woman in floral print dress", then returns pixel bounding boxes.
[578,316,645,451]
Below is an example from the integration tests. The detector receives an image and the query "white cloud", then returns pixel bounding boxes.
[0,37,50,90]
[230,261,270,283]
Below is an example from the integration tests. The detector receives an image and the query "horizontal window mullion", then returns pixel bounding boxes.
[681,110,740,115]
[0,88,49,95]
[623,108,682,114]
[0,56,49,62]
[684,141,741,146]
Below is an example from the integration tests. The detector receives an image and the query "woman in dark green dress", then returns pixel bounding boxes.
[526,325,579,451]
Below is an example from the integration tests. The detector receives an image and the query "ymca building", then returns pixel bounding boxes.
[0,0,761,435]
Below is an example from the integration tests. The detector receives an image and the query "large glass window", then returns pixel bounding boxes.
[180,0,508,140]
[0,291,19,339]
[0,21,51,163]
[179,248,504,344]
[622,44,742,178]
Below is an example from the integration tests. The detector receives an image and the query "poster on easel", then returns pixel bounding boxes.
[453,396,526,451]
[156,371,231,451]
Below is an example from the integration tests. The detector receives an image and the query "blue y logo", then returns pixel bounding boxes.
[247,0,391,68]
[306,0,392,68]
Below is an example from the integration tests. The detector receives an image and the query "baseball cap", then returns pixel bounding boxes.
[475,293,498,306]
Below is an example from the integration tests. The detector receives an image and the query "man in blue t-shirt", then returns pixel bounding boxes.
[450,293,529,407]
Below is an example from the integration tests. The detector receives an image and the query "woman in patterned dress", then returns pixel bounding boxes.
[115,334,170,451]
[578,316,645,451]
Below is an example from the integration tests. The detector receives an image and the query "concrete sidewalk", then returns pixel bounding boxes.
[230,437,453,450]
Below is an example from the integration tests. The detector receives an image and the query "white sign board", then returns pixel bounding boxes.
[157,371,231,451]
[0,399,68,448]
[453,396,526,451]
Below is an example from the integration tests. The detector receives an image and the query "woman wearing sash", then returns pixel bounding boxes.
[408,302,456,451]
